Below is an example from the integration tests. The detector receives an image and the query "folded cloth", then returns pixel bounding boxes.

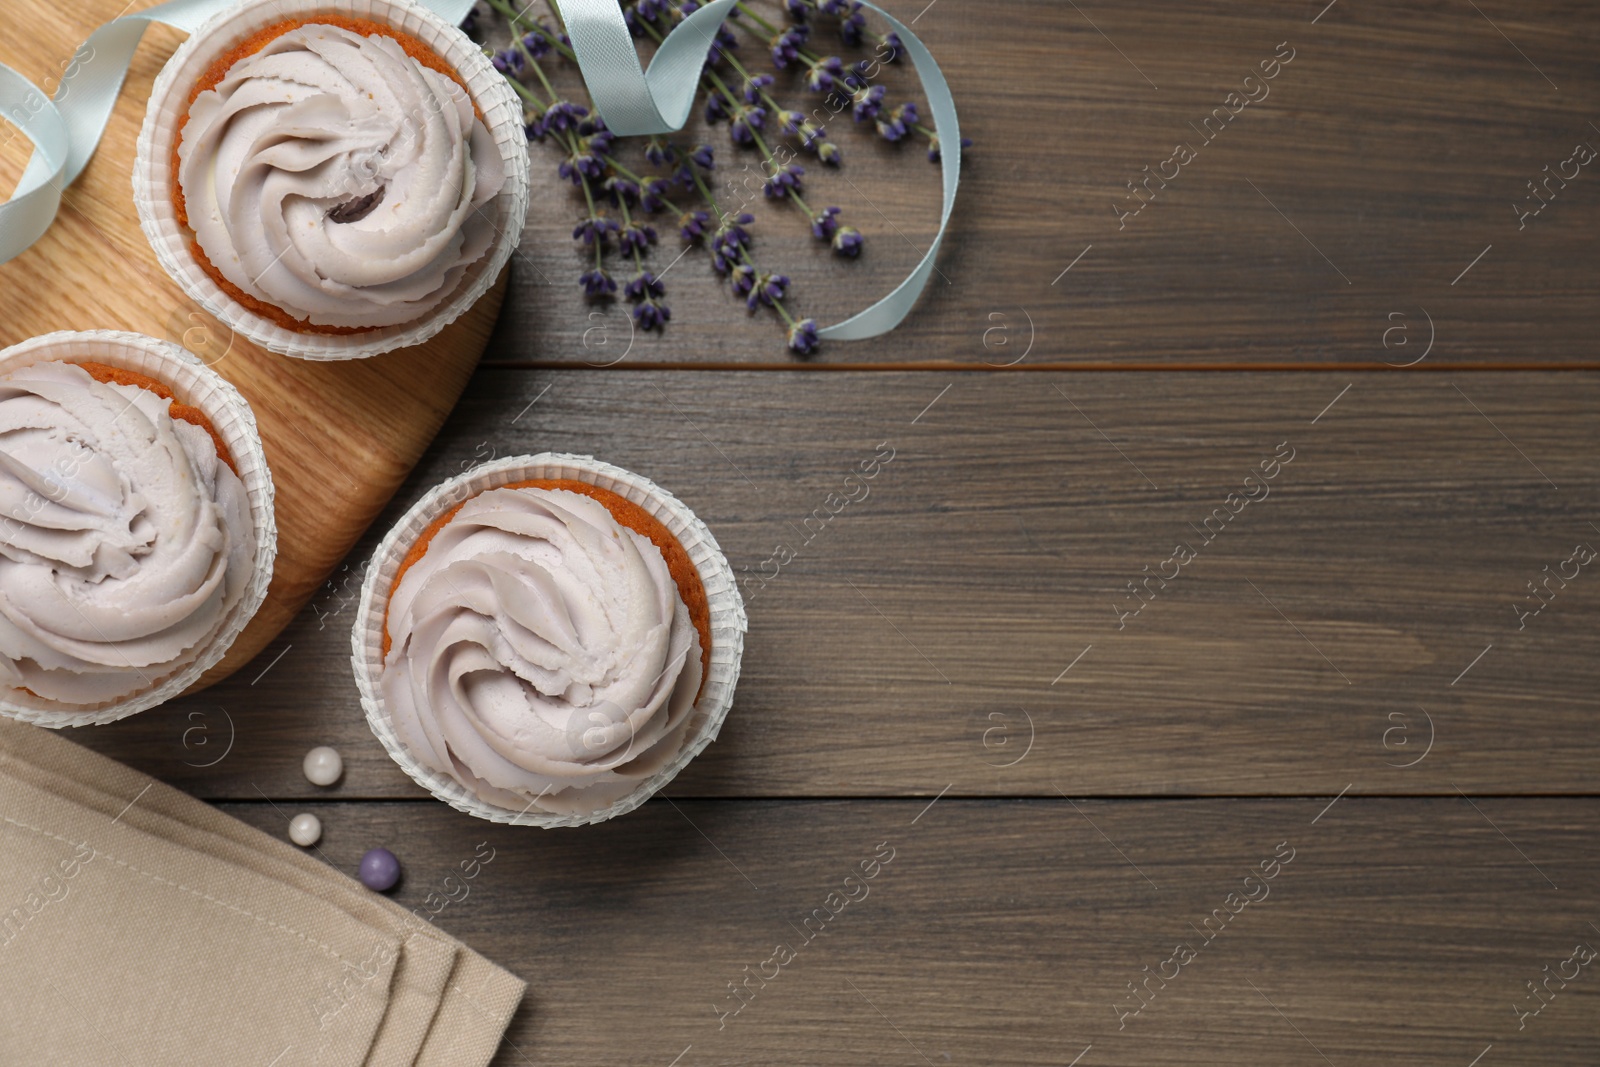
[0,718,524,1066]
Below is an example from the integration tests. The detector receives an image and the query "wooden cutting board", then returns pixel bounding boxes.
[0,3,505,683]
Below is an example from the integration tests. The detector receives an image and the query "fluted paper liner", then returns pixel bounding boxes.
[0,331,277,727]
[353,454,748,827]
[133,0,530,361]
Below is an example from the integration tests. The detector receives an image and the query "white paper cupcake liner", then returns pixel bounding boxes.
[353,454,748,827]
[133,0,530,361]
[0,331,277,727]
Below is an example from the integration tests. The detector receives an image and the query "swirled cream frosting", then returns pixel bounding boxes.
[0,362,253,705]
[382,487,704,817]
[178,23,507,329]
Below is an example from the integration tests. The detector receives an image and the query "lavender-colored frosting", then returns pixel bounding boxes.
[382,487,702,818]
[0,362,252,704]
[179,24,506,328]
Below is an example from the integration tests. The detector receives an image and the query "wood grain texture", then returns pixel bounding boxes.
[72,370,1600,798]
[6,4,1600,1066]
[0,6,507,681]
[479,0,1600,366]
[218,798,1600,1066]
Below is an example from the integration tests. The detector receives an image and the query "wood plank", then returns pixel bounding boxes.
[217,797,1600,1066]
[72,370,1600,798]
[0,4,507,680]
[476,0,1600,365]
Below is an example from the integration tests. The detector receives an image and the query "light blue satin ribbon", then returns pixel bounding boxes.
[0,0,955,341]
[0,0,473,265]
[561,0,960,339]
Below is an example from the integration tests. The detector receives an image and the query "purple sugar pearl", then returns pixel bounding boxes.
[358,848,401,892]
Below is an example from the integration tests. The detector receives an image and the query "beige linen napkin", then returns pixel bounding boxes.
[0,719,524,1066]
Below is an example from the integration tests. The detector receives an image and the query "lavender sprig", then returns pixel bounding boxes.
[681,148,817,354]
[473,0,966,352]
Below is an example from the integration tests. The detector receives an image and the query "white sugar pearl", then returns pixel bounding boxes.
[303,746,343,787]
[289,813,321,847]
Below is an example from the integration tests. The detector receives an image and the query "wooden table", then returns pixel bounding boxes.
[46,0,1600,1063]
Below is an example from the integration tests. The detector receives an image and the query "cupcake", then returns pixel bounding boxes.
[353,455,746,826]
[0,332,275,727]
[135,0,529,360]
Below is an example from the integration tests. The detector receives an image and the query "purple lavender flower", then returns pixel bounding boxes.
[691,144,716,170]
[779,110,809,136]
[625,270,670,331]
[721,212,756,244]
[805,56,844,93]
[678,209,712,242]
[542,102,589,135]
[771,25,809,68]
[632,300,671,331]
[730,262,757,297]
[729,105,767,146]
[625,271,666,301]
[763,163,805,198]
[742,74,775,105]
[748,271,790,311]
[835,2,867,45]
[619,223,658,255]
[559,149,605,185]
[852,84,886,122]
[579,268,617,297]
[705,93,729,123]
[604,175,641,206]
[712,212,755,273]
[787,317,820,355]
[707,26,739,66]
[491,49,522,74]
[635,0,670,22]
[880,31,904,63]
[644,139,676,167]
[522,27,553,59]
[640,178,673,213]
[817,140,842,165]
[784,0,810,19]
[810,206,842,241]
[833,225,863,257]
[583,125,615,158]
[876,102,915,142]
[573,216,621,246]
